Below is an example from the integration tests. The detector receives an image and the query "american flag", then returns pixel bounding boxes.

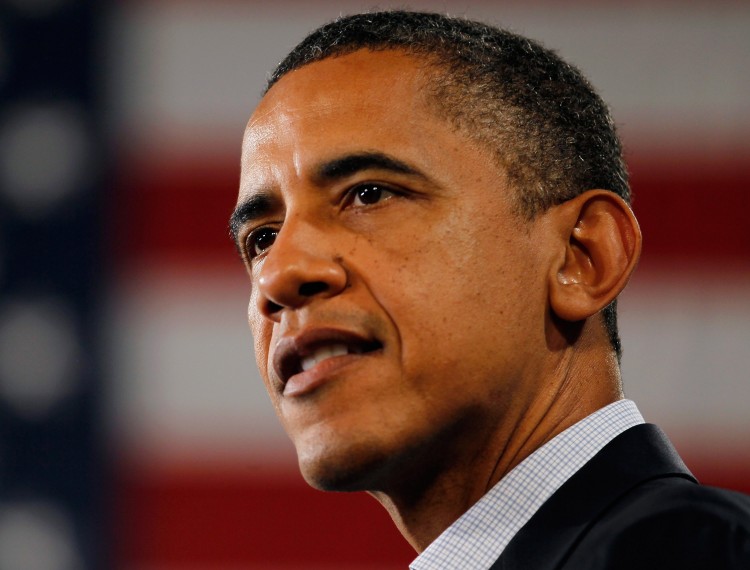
[3,1,746,569]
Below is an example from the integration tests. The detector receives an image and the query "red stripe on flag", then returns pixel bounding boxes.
[114,461,414,567]
[110,154,750,272]
[113,456,750,567]
[630,156,750,269]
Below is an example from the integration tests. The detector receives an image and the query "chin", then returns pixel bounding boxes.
[296,436,396,492]
[292,419,454,496]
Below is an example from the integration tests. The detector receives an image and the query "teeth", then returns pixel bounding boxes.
[330,344,348,357]
[301,343,349,372]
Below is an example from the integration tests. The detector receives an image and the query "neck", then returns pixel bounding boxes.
[370,340,622,552]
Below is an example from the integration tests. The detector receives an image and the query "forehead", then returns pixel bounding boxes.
[239,51,442,181]
[251,49,431,126]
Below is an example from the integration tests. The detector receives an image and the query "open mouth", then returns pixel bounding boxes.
[274,333,382,384]
[299,341,381,372]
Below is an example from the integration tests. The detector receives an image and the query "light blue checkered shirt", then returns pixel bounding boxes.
[410,399,644,570]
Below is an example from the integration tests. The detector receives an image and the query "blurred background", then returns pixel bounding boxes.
[0,0,748,568]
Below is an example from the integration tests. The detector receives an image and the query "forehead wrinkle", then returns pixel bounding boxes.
[243,97,305,163]
[243,98,330,189]
[245,91,296,130]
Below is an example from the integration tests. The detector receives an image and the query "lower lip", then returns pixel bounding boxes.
[283,352,374,397]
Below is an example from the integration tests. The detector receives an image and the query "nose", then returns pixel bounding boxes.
[255,219,348,320]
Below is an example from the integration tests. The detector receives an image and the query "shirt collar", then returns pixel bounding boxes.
[410,399,644,570]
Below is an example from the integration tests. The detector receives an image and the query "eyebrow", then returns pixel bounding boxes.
[228,192,276,248]
[229,152,425,248]
[314,151,421,182]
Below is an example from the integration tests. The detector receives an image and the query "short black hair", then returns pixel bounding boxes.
[266,10,630,360]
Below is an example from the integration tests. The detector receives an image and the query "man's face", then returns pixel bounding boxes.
[234,50,554,491]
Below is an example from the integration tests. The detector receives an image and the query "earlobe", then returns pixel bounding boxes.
[549,190,642,322]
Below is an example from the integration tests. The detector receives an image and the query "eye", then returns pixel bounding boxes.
[351,183,396,206]
[245,227,278,259]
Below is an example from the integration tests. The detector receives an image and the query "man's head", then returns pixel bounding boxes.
[266,10,631,358]
[230,11,640,497]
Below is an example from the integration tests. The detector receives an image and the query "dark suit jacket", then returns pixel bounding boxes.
[491,424,750,569]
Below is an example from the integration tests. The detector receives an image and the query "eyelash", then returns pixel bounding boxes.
[245,226,278,261]
[243,182,399,261]
[347,182,397,207]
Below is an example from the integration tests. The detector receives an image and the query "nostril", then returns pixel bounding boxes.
[299,281,328,297]
[266,300,283,314]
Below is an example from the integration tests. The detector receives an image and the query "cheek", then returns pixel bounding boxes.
[374,216,537,358]
[248,297,272,374]
[374,213,506,308]
[251,324,281,413]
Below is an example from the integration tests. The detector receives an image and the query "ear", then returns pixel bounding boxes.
[548,190,642,322]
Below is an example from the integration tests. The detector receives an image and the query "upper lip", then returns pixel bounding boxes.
[272,327,381,385]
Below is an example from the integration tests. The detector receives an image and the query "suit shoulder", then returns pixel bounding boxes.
[566,478,750,569]
[623,477,750,520]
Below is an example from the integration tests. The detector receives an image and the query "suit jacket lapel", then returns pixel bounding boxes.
[490,424,696,570]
